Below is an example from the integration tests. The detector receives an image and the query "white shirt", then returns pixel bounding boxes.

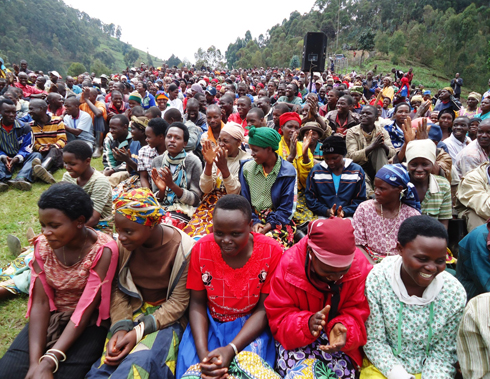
[444,133,471,163]
[168,98,184,115]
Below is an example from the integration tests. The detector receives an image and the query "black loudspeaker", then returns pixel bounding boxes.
[301,32,327,72]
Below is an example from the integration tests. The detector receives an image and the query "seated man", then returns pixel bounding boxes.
[63,96,95,149]
[325,95,360,137]
[265,217,372,378]
[455,118,490,180]
[306,136,366,218]
[456,162,490,232]
[28,99,67,184]
[183,98,207,132]
[0,99,41,191]
[102,114,132,186]
[346,105,395,194]
[228,95,251,132]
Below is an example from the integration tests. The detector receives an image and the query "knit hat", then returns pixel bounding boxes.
[129,91,143,104]
[156,91,169,101]
[406,139,436,165]
[131,116,149,131]
[307,218,356,268]
[427,123,442,143]
[279,112,302,127]
[322,135,347,156]
[247,126,281,151]
[350,86,363,95]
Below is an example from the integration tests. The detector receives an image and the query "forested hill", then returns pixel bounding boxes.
[223,0,490,91]
[0,0,161,77]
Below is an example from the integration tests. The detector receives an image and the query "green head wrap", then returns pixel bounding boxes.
[247,126,281,151]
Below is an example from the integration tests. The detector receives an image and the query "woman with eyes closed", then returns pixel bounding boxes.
[361,215,466,379]
[176,194,283,379]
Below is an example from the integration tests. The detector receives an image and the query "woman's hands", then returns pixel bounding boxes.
[202,140,217,166]
[104,330,137,366]
[199,345,236,379]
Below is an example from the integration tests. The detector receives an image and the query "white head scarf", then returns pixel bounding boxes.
[406,139,436,165]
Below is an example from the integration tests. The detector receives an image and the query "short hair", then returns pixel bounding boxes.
[0,98,15,110]
[146,106,162,118]
[206,104,220,114]
[111,114,129,126]
[38,182,93,222]
[131,106,145,117]
[194,92,205,101]
[274,103,290,114]
[438,109,456,121]
[168,83,178,92]
[237,96,251,106]
[220,94,234,104]
[139,82,147,90]
[166,122,189,143]
[397,215,448,247]
[164,108,183,123]
[148,117,169,136]
[259,95,271,104]
[214,194,252,222]
[454,116,470,125]
[63,140,93,160]
[329,89,341,98]
[247,107,264,119]
[288,83,298,96]
[340,95,354,106]
[186,98,199,108]
[65,96,80,106]
[111,90,123,99]
[394,102,410,114]
[363,105,379,117]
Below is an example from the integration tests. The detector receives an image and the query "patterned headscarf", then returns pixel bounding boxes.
[131,116,149,132]
[114,188,164,227]
[375,164,421,212]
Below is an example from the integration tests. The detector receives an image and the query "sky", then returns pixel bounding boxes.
[63,0,316,63]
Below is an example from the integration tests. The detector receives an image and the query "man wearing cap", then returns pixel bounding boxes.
[265,217,372,378]
[205,86,217,105]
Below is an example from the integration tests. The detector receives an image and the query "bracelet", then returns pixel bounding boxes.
[39,354,59,373]
[228,342,238,356]
[47,348,67,362]
[134,322,145,345]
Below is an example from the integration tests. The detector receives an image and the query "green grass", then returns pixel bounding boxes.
[343,55,472,101]
[0,157,104,357]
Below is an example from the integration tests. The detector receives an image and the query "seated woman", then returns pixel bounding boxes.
[151,122,203,229]
[265,217,372,379]
[456,222,490,301]
[0,140,114,300]
[86,188,195,379]
[299,121,328,165]
[361,215,466,379]
[176,195,283,379]
[276,112,315,227]
[405,140,452,229]
[0,183,118,379]
[306,136,367,219]
[239,126,297,248]
[183,122,250,239]
[354,164,421,264]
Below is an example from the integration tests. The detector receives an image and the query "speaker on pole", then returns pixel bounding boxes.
[301,32,327,72]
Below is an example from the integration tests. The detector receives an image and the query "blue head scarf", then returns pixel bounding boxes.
[375,164,421,212]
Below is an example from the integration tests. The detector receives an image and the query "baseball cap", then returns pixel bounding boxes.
[307,218,356,268]
[205,87,217,96]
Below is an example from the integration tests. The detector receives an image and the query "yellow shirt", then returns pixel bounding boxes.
[276,137,314,190]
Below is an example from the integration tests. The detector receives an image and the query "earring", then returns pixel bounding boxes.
[78,224,82,229]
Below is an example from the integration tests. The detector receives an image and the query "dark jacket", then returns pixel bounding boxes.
[239,156,297,229]
[305,158,366,217]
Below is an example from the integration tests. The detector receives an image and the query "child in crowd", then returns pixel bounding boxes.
[362,215,466,379]
[102,114,132,186]
[177,195,282,378]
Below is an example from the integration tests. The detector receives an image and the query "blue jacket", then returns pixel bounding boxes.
[305,158,366,217]
[0,119,34,163]
[239,156,297,229]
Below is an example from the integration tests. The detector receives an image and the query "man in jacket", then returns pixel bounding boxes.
[265,217,372,377]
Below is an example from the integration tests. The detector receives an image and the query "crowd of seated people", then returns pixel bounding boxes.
[1,60,490,378]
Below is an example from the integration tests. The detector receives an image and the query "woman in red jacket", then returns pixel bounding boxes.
[265,217,372,379]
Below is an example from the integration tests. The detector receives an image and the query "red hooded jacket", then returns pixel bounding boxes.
[264,236,372,368]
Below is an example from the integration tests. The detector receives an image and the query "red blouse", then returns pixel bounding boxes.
[187,232,282,322]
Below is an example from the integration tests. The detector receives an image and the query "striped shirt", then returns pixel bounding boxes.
[420,174,452,220]
[457,293,490,379]
[31,116,67,151]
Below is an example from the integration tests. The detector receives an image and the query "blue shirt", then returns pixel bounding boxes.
[332,173,341,193]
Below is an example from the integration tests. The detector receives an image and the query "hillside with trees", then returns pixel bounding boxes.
[219,0,490,92]
[0,0,161,77]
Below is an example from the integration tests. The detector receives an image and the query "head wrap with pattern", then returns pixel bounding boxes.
[114,188,164,227]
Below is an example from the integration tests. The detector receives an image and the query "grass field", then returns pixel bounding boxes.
[0,157,104,357]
